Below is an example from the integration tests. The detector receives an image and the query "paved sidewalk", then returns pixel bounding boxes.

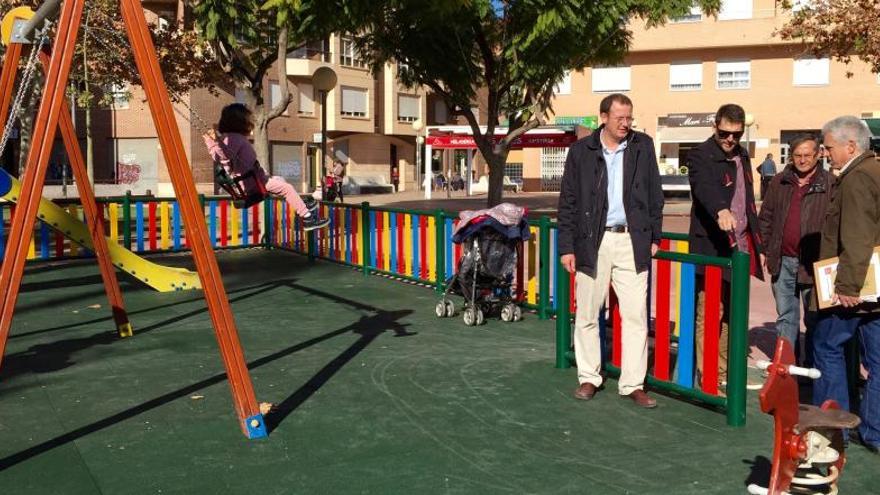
[344,189,694,217]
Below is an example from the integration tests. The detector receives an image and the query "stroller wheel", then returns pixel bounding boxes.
[501,304,514,322]
[435,301,447,318]
[512,306,523,322]
[475,308,485,326]
[444,300,455,317]
[463,308,477,326]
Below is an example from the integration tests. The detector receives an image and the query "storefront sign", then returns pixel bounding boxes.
[658,113,715,128]
[426,133,576,149]
[554,116,598,129]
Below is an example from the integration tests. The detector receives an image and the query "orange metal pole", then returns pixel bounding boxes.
[118,0,264,438]
[38,49,133,337]
[0,43,23,128]
[0,0,84,363]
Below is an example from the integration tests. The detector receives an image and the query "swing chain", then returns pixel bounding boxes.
[0,24,53,160]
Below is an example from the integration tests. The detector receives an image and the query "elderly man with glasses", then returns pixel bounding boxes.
[813,116,880,454]
[687,103,765,393]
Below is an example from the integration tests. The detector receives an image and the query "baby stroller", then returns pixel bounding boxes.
[435,203,529,326]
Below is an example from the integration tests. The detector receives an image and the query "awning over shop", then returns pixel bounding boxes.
[425,126,577,150]
[864,118,880,136]
[866,118,880,151]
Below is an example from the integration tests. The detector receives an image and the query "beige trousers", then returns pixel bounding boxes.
[695,283,730,385]
[573,232,649,395]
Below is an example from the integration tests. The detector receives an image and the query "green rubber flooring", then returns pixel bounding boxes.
[0,249,877,494]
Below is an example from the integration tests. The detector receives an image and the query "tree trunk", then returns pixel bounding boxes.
[252,110,271,174]
[486,148,509,206]
[85,104,93,182]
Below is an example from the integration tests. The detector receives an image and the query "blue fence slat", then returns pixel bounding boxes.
[172,202,181,250]
[445,218,453,276]
[209,201,218,247]
[676,263,697,389]
[135,202,145,252]
[241,207,249,247]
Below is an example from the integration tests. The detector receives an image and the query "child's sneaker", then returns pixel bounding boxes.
[302,214,330,231]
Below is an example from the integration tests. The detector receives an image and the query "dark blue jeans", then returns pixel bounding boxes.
[813,312,880,448]
[771,256,816,366]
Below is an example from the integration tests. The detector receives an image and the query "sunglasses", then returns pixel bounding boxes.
[717,129,744,140]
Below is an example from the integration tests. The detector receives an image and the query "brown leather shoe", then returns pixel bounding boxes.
[573,383,598,401]
[622,389,657,409]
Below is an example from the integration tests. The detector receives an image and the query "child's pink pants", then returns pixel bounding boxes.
[265,176,309,217]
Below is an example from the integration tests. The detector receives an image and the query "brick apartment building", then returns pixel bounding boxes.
[6,0,458,199]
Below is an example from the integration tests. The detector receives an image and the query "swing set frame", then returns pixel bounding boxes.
[0,0,268,439]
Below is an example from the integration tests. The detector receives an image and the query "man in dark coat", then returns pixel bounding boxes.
[687,103,764,392]
[758,134,834,367]
[558,93,664,408]
[813,116,880,453]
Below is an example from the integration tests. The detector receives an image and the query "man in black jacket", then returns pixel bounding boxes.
[687,103,764,392]
[558,93,664,408]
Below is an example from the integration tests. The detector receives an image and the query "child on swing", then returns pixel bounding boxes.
[203,103,329,231]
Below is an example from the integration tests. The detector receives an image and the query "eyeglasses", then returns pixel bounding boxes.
[717,129,744,140]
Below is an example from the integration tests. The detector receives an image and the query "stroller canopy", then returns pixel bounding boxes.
[452,203,530,244]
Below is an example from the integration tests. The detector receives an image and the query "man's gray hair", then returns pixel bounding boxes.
[822,116,871,152]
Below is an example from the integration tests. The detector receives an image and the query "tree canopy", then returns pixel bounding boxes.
[777,0,880,75]
[192,0,341,171]
[334,0,720,205]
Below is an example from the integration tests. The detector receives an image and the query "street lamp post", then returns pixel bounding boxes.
[312,67,338,195]
[412,118,430,200]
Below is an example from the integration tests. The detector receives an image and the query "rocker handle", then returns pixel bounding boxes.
[756,360,822,380]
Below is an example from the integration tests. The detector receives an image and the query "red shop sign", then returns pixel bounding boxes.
[426,133,576,149]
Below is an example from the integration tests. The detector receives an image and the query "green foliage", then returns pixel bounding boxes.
[341,0,719,204]
[0,0,219,105]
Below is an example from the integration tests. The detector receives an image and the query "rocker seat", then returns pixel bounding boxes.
[797,404,861,433]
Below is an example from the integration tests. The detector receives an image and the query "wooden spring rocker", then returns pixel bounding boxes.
[747,338,860,495]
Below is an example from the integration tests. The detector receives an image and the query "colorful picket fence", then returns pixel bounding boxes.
[2,193,749,425]
[0,194,266,262]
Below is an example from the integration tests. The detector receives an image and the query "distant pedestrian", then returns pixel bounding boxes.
[757,153,777,199]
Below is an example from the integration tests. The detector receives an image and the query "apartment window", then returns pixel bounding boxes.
[341,87,368,117]
[793,57,829,86]
[289,39,330,62]
[298,83,315,115]
[671,3,702,23]
[554,71,572,95]
[110,83,130,109]
[591,66,631,93]
[669,62,702,91]
[398,95,420,123]
[718,0,752,20]
[270,81,289,115]
[433,100,448,124]
[340,37,366,68]
[716,60,750,89]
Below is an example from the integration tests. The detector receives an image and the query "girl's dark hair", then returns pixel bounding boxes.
[218,103,253,134]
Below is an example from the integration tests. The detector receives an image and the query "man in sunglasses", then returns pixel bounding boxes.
[687,103,765,393]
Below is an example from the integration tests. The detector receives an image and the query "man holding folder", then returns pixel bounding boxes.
[813,116,880,453]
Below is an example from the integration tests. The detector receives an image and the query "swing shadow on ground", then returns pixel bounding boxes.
[0,280,286,383]
[0,280,416,471]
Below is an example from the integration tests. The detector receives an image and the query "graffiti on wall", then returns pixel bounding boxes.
[116,153,142,184]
